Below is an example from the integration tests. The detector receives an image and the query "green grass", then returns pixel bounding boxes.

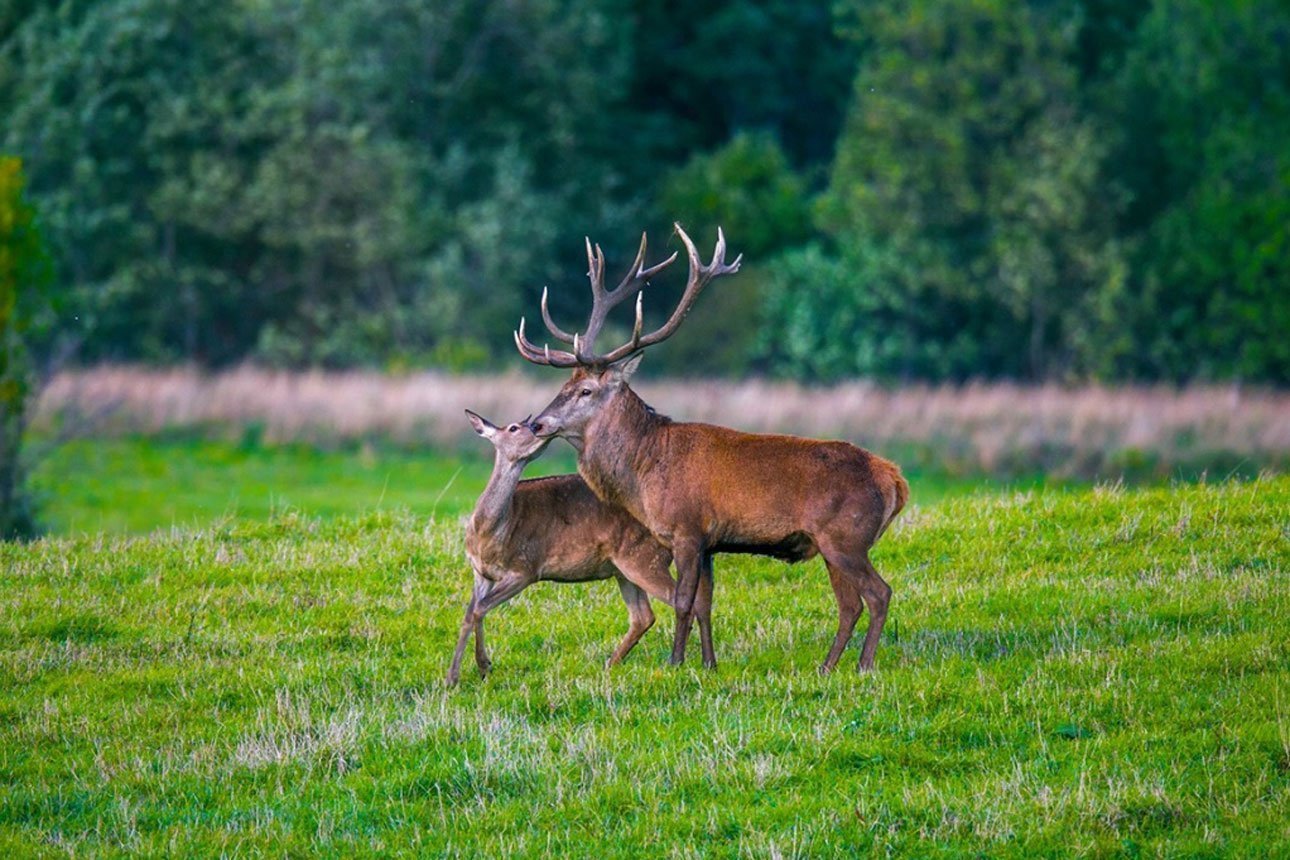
[30,437,1031,535]
[2,476,1287,856]
[29,437,576,535]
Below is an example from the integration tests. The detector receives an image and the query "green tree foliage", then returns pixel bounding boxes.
[660,132,813,261]
[649,133,811,375]
[0,156,53,538]
[1,0,639,367]
[625,0,856,168]
[1104,0,1290,382]
[813,0,1125,381]
[0,0,1285,383]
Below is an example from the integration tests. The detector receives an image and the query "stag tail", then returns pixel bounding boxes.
[873,458,909,540]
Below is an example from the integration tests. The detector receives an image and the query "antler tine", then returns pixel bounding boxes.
[597,223,742,365]
[514,317,581,368]
[613,232,650,294]
[517,227,736,368]
[608,232,678,295]
[539,286,576,344]
[716,226,744,272]
[585,237,607,299]
[630,292,644,348]
[638,251,679,281]
[576,233,675,362]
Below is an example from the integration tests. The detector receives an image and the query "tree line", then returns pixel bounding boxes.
[2,0,1287,383]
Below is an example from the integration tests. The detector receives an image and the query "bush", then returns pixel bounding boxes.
[0,155,53,539]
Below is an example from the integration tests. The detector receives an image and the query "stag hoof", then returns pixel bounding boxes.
[476,660,492,678]
[702,657,718,670]
[818,662,836,676]
[445,670,461,688]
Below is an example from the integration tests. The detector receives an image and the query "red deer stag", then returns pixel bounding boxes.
[447,410,712,686]
[514,226,908,672]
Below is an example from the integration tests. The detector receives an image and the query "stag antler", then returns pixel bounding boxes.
[514,224,741,368]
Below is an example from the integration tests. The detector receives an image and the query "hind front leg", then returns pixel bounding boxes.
[447,593,480,688]
[446,571,531,687]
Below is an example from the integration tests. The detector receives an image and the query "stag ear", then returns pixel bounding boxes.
[606,352,644,386]
[464,409,498,439]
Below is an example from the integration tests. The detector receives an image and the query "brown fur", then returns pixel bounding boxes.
[447,416,714,686]
[532,366,909,672]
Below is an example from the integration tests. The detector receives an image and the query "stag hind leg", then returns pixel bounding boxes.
[819,559,865,674]
[853,556,892,670]
[817,537,892,672]
[696,554,717,669]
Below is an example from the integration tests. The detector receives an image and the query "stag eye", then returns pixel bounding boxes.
[578,388,592,397]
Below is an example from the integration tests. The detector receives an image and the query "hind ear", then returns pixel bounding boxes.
[465,409,498,439]
[607,352,643,386]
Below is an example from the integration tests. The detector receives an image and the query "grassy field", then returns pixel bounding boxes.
[30,437,1020,535]
[2,473,1286,856]
[30,437,564,535]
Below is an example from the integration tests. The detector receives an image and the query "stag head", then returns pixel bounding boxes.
[517,224,741,442]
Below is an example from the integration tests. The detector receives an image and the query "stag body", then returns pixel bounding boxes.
[447,411,704,686]
[517,226,908,672]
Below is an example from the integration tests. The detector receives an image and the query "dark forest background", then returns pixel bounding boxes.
[3,0,1288,383]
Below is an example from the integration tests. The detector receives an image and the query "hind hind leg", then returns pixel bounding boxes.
[615,541,716,668]
[818,537,892,672]
[607,578,656,667]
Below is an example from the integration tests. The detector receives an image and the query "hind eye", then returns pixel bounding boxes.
[508,425,518,432]
[579,388,592,397]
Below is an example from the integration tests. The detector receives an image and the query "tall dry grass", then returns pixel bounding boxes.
[35,365,1290,477]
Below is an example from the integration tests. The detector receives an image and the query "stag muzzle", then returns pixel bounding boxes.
[528,415,561,438]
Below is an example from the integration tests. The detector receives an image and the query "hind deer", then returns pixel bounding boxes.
[447,410,713,686]
[515,226,908,672]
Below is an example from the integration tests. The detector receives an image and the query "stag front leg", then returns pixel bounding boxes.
[669,539,705,666]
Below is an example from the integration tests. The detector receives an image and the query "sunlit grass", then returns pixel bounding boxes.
[2,477,1286,856]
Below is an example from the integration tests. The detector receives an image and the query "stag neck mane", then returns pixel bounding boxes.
[577,384,670,514]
